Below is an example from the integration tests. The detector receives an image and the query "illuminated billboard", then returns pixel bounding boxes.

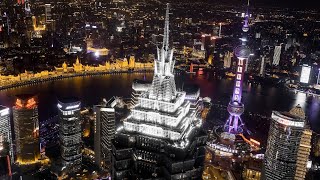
[300,65,311,84]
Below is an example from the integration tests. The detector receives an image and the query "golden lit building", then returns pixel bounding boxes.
[314,137,320,157]
[13,94,40,165]
[54,56,153,73]
[73,57,83,72]
[294,129,312,180]
[208,54,213,65]
[32,16,46,31]
[243,158,262,180]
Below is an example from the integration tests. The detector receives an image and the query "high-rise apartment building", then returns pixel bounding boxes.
[13,94,40,165]
[94,97,117,170]
[263,105,307,180]
[112,4,207,179]
[58,98,82,172]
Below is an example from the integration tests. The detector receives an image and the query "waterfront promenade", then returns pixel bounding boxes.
[0,68,153,91]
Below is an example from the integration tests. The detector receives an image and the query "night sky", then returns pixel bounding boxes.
[182,0,320,9]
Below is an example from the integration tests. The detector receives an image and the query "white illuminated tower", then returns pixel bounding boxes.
[112,4,207,179]
[224,0,251,134]
[58,98,82,173]
[94,97,116,170]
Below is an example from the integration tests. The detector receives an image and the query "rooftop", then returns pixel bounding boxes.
[57,97,80,104]
[15,94,37,101]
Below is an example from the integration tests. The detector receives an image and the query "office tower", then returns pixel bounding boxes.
[94,97,117,170]
[201,34,210,51]
[259,55,266,76]
[223,51,232,68]
[272,45,281,66]
[0,106,12,177]
[294,128,312,180]
[13,94,40,165]
[263,105,306,180]
[0,106,13,163]
[58,98,82,172]
[224,0,251,134]
[112,4,207,180]
[45,4,51,23]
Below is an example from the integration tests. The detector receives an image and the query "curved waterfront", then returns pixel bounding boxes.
[0,69,152,91]
[0,73,319,134]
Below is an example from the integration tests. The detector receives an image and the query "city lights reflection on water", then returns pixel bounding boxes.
[0,73,319,132]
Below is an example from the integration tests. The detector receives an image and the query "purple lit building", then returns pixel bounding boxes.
[224,0,251,134]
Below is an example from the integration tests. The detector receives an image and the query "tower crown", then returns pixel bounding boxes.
[289,104,305,119]
[150,3,176,101]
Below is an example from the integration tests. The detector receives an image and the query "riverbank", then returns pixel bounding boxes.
[0,69,153,91]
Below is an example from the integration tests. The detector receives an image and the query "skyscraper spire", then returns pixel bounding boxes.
[163,3,170,51]
[150,3,175,101]
[242,0,250,33]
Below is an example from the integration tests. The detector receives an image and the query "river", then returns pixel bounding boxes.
[0,72,319,134]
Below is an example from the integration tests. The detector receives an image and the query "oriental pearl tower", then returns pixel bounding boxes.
[224,0,251,134]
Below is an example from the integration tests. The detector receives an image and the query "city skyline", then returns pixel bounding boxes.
[0,0,320,179]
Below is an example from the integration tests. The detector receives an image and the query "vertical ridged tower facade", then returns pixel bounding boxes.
[263,106,307,180]
[112,4,207,180]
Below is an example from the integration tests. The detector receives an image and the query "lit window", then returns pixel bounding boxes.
[237,67,242,73]
[238,59,243,66]
[236,81,241,87]
[235,88,240,95]
[237,74,242,80]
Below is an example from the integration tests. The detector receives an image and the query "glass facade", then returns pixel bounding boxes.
[0,106,13,163]
[263,106,307,180]
[13,95,40,165]
[94,98,116,170]
[58,99,82,172]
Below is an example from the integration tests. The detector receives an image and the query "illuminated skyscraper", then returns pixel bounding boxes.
[272,45,281,66]
[112,4,207,179]
[263,105,307,180]
[0,106,13,162]
[13,94,40,165]
[58,98,82,172]
[294,128,312,180]
[224,0,251,134]
[94,97,117,170]
[45,4,51,23]
[0,106,12,177]
[259,55,266,77]
[223,51,232,68]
